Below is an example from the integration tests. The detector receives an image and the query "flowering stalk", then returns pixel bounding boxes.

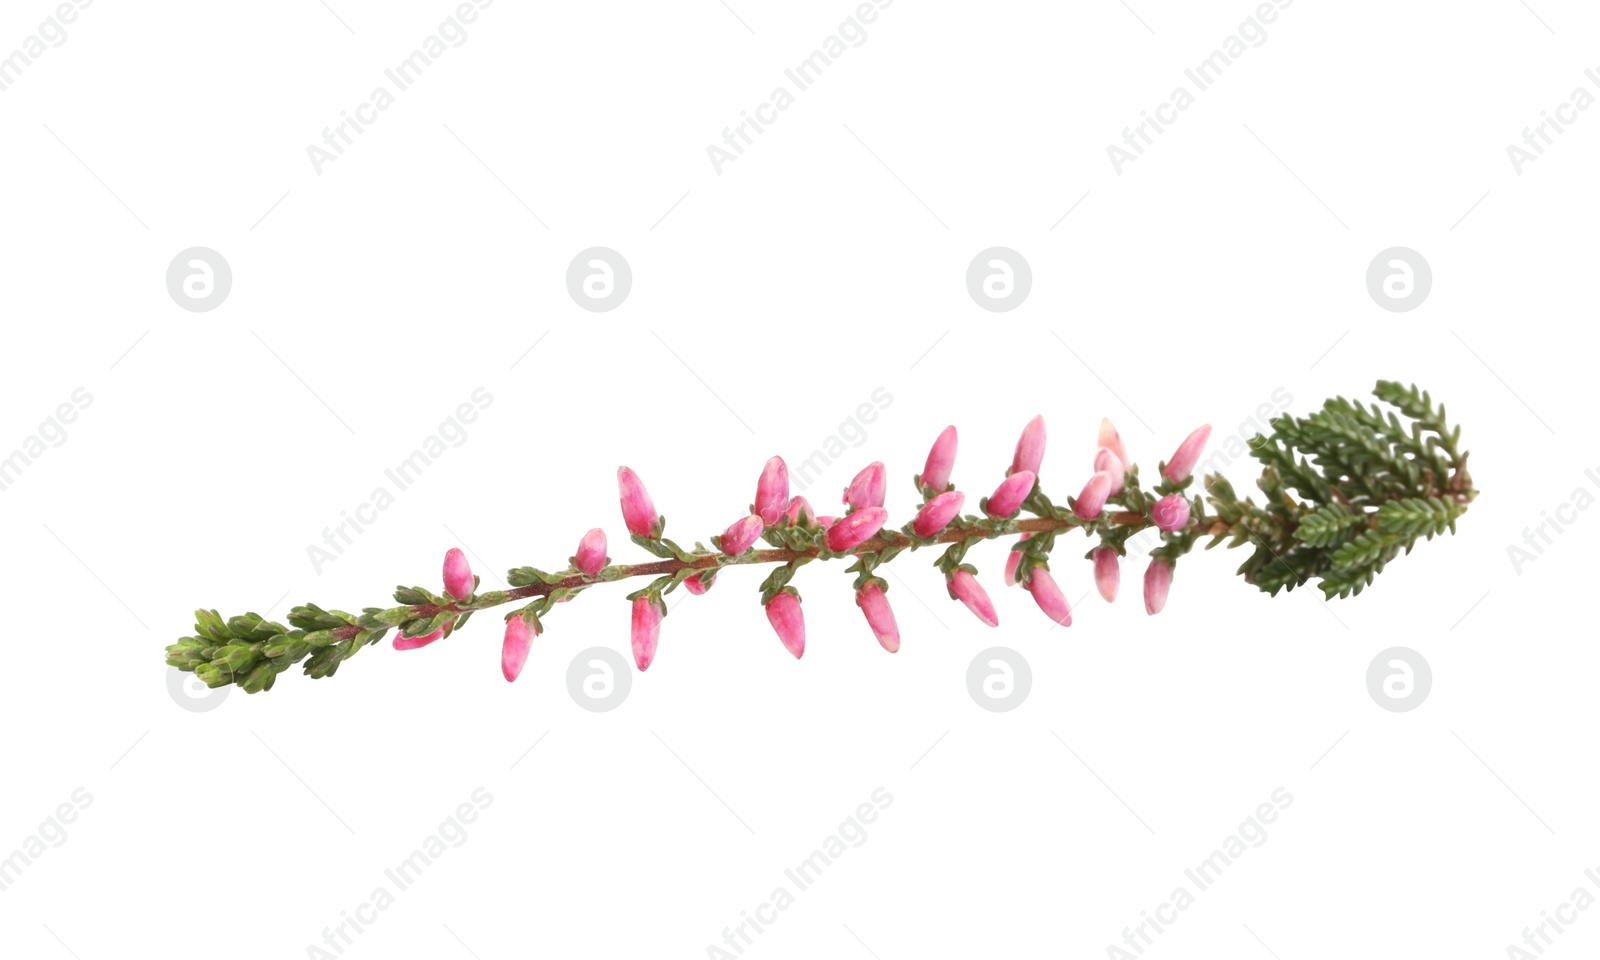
[168,382,1476,694]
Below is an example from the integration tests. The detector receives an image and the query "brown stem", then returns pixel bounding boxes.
[393,508,1231,627]
[498,515,1083,601]
[336,507,1227,641]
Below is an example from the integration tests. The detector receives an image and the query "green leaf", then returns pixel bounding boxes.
[1330,530,1395,570]
[1294,503,1368,548]
[1376,496,1465,539]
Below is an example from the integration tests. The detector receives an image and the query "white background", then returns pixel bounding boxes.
[2,1,1596,957]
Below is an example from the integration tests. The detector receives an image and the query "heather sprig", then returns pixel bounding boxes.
[167,381,1477,694]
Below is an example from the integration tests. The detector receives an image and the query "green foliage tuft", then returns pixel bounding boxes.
[167,605,387,693]
[1207,381,1475,600]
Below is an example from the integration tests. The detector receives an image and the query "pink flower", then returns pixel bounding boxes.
[684,572,714,595]
[913,491,965,538]
[1004,533,1030,587]
[501,615,538,682]
[1144,558,1172,615]
[1026,567,1072,627]
[1097,418,1129,473]
[986,470,1035,518]
[1162,425,1212,483]
[1093,547,1120,603]
[844,461,887,511]
[754,456,789,526]
[443,548,473,601]
[1094,446,1125,496]
[919,425,958,491]
[1012,415,1046,476]
[826,507,888,552]
[765,592,805,659]
[617,467,659,538]
[574,528,607,577]
[1073,471,1113,520]
[857,583,900,653]
[785,496,815,527]
[631,595,663,671]
[393,627,444,651]
[720,515,765,556]
[1151,494,1191,532]
[947,569,998,627]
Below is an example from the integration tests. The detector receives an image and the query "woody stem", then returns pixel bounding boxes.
[398,509,1230,627]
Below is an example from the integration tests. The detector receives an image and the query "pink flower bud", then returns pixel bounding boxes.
[826,507,888,552]
[393,627,444,651]
[985,470,1035,518]
[1162,424,1212,483]
[844,461,887,511]
[501,615,538,682]
[1093,547,1120,603]
[815,515,837,529]
[947,569,999,627]
[1073,471,1113,520]
[765,592,805,659]
[754,456,789,526]
[442,548,473,601]
[1151,494,1191,532]
[1097,418,1129,473]
[720,515,765,556]
[1093,446,1125,496]
[785,495,815,527]
[919,425,958,491]
[1144,558,1172,615]
[913,491,965,538]
[1011,415,1046,476]
[574,528,607,577]
[1004,533,1030,587]
[631,595,663,671]
[856,583,900,654]
[684,572,714,595]
[617,467,659,538]
[1026,567,1072,627]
